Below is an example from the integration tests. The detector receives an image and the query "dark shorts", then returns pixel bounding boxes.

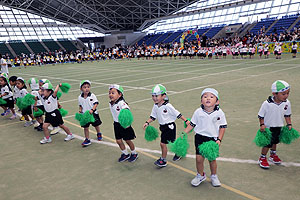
[82,113,102,128]
[114,122,136,141]
[36,105,45,113]
[291,49,297,54]
[2,97,14,108]
[195,134,217,155]
[265,127,281,148]
[44,109,64,127]
[159,122,176,144]
[22,105,32,115]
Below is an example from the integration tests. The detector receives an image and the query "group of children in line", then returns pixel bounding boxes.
[0,71,294,187]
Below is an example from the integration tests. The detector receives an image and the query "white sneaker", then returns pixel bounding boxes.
[64,134,74,141]
[40,137,52,144]
[210,174,221,187]
[9,114,16,120]
[191,173,206,187]
[24,121,33,127]
[50,127,61,135]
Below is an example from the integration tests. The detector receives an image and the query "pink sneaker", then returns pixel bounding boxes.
[259,157,270,169]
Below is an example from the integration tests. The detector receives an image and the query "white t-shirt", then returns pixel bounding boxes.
[190,106,227,138]
[150,102,181,125]
[78,92,99,114]
[13,86,20,99]
[0,58,8,74]
[31,90,42,106]
[41,94,58,113]
[1,85,13,99]
[19,88,28,98]
[258,96,291,128]
[109,98,130,122]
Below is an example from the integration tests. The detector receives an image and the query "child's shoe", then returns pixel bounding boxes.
[97,132,102,141]
[172,154,182,161]
[36,126,43,132]
[210,174,221,187]
[269,154,281,164]
[259,157,270,169]
[9,114,16,120]
[1,110,7,116]
[154,157,167,167]
[191,172,206,187]
[40,137,52,144]
[82,138,91,146]
[20,116,25,121]
[24,121,33,127]
[128,153,139,162]
[3,109,10,116]
[64,134,75,141]
[50,127,61,135]
[118,153,130,162]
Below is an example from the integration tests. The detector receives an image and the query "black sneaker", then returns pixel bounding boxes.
[36,126,44,132]
[118,153,130,162]
[154,158,167,167]
[173,155,182,161]
[81,139,91,147]
[128,153,138,162]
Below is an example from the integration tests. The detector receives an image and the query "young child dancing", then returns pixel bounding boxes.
[109,84,138,162]
[0,74,16,119]
[183,88,227,187]
[78,80,102,146]
[143,84,189,167]
[258,80,292,169]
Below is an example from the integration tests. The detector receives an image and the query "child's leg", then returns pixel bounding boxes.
[125,140,136,152]
[196,155,205,175]
[9,107,15,114]
[84,127,89,139]
[116,139,126,151]
[209,160,217,175]
[95,125,101,133]
[59,124,72,135]
[160,142,168,158]
[24,115,30,121]
[261,147,269,155]
[29,114,35,121]
[43,123,51,138]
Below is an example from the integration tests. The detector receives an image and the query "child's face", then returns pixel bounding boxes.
[152,94,165,105]
[273,89,290,102]
[9,80,16,86]
[201,92,219,109]
[0,78,5,86]
[109,88,122,102]
[16,81,24,89]
[81,84,90,94]
[42,89,52,97]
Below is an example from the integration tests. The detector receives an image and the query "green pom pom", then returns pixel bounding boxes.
[16,97,28,110]
[254,128,272,147]
[198,141,219,161]
[59,108,68,117]
[184,117,193,133]
[168,132,190,157]
[279,126,300,144]
[57,91,62,99]
[33,108,44,117]
[22,94,36,107]
[60,83,71,93]
[0,98,7,105]
[75,111,95,126]
[145,125,159,142]
[118,109,133,128]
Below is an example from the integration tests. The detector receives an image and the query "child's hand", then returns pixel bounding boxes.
[287,124,292,131]
[59,83,62,87]
[185,120,190,126]
[89,109,94,114]
[216,140,221,146]
[143,123,149,130]
[34,107,38,112]
[260,125,266,132]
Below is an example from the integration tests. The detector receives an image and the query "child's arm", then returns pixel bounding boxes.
[179,115,190,126]
[53,84,60,97]
[183,124,193,134]
[143,118,155,130]
[79,105,83,113]
[90,103,98,114]
[259,118,266,132]
[217,128,225,146]
[0,92,8,98]
[285,116,292,130]
[33,97,38,111]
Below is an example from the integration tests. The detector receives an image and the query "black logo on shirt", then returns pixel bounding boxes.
[90,99,93,101]
[217,117,220,120]
[284,105,288,110]
[116,106,120,111]
[163,109,167,113]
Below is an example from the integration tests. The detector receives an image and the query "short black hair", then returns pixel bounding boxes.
[9,76,17,82]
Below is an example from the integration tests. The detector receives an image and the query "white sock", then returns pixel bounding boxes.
[131,149,137,154]
[121,149,129,155]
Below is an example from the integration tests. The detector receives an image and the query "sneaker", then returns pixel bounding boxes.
[1,110,7,116]
[172,154,182,161]
[97,132,102,141]
[128,153,139,162]
[118,153,130,162]
[259,157,270,169]
[191,173,206,187]
[82,138,91,146]
[20,116,25,121]
[3,109,10,116]
[64,134,75,141]
[211,174,221,187]
[154,158,167,167]
[9,114,16,120]
[36,126,44,132]
[40,137,52,144]
[24,121,33,127]
[269,154,281,164]
[50,127,61,135]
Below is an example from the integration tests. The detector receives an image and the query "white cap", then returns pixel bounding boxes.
[271,80,290,93]
[201,88,219,99]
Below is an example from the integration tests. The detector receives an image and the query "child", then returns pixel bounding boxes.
[291,41,297,58]
[0,74,16,119]
[15,77,36,126]
[29,78,44,131]
[143,84,189,167]
[183,88,227,187]
[258,80,292,169]
[39,82,74,144]
[0,54,8,75]
[78,80,102,146]
[109,84,138,162]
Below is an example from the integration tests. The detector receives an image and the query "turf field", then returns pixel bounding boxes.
[1,55,300,200]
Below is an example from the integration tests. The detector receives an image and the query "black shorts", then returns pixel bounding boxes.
[265,127,281,148]
[291,49,297,54]
[264,51,268,55]
[35,105,45,116]
[82,113,102,128]
[22,105,32,115]
[114,122,136,140]
[223,53,227,56]
[2,97,14,108]
[44,109,64,127]
[194,134,217,155]
[274,51,278,55]
[159,122,176,144]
